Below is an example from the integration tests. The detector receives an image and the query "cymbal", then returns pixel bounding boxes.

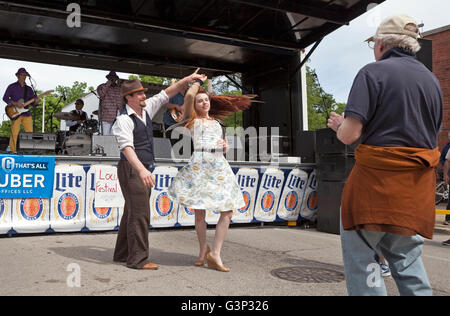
[55,112,81,121]
[92,110,99,116]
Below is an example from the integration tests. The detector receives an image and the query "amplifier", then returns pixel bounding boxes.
[17,132,56,154]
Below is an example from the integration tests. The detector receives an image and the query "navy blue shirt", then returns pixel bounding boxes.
[163,92,185,126]
[345,48,442,149]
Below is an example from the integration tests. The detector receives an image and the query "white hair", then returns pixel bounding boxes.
[374,24,421,54]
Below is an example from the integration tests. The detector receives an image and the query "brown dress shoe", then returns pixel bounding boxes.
[141,262,159,270]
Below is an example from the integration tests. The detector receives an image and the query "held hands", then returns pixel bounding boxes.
[327,112,345,132]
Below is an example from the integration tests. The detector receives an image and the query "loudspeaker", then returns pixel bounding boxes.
[316,181,345,235]
[17,132,56,154]
[91,135,120,157]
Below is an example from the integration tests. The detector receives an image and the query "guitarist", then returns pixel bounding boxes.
[2,68,39,153]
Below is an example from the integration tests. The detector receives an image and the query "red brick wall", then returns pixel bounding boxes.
[425,29,450,151]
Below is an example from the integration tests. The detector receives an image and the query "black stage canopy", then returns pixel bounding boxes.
[0,0,384,78]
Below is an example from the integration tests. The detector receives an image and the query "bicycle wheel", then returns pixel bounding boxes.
[436,181,446,205]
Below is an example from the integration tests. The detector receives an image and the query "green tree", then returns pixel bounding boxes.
[306,66,345,130]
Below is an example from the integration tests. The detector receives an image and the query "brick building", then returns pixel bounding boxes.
[423,25,450,151]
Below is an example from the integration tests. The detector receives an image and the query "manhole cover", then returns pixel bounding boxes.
[271,266,345,284]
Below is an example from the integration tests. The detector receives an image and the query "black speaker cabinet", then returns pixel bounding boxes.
[17,132,56,154]
[316,181,345,235]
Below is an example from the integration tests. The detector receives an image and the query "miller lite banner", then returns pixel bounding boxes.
[150,166,179,228]
[254,168,284,222]
[232,168,258,223]
[0,199,11,234]
[0,155,55,199]
[0,161,318,235]
[277,169,309,221]
[50,164,86,232]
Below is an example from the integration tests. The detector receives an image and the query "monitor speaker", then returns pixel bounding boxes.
[17,132,56,154]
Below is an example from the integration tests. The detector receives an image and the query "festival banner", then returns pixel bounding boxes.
[232,168,259,223]
[94,164,124,208]
[254,168,284,222]
[86,165,119,231]
[150,166,179,228]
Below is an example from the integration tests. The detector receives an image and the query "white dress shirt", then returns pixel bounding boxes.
[112,90,168,150]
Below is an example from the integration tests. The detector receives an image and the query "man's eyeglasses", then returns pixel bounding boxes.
[367,41,375,49]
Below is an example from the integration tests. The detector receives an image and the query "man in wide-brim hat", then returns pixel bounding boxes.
[2,67,38,153]
[111,69,204,270]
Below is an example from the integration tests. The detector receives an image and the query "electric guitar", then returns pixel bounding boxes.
[170,108,184,123]
[5,90,54,120]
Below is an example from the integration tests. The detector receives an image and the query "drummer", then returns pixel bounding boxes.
[66,99,87,132]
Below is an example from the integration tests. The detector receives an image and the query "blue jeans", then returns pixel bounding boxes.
[340,218,432,296]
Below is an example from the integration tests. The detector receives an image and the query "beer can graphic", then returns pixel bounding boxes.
[254,168,284,222]
[150,166,179,228]
[299,170,318,221]
[0,199,11,234]
[50,164,85,232]
[205,209,220,225]
[12,198,49,233]
[277,169,309,221]
[86,165,118,231]
[232,168,259,223]
[177,206,195,227]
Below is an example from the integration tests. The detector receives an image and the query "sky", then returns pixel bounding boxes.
[306,0,450,103]
[0,0,448,123]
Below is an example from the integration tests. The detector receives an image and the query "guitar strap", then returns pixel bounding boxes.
[23,85,28,104]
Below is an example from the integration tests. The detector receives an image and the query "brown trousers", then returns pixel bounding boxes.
[113,160,151,269]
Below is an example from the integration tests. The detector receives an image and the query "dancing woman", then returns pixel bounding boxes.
[168,76,257,272]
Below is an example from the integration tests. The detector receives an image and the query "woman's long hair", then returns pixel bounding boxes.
[185,87,259,129]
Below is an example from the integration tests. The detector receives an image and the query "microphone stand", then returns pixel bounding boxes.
[28,76,39,131]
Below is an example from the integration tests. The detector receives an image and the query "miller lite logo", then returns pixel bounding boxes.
[57,192,79,220]
[283,191,298,212]
[91,199,112,220]
[261,191,275,212]
[1,157,15,173]
[238,191,251,214]
[184,207,195,216]
[55,172,83,192]
[155,192,174,217]
[20,198,43,221]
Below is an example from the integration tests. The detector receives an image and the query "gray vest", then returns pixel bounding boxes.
[119,108,155,167]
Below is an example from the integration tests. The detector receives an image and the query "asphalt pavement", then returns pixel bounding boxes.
[0,215,449,297]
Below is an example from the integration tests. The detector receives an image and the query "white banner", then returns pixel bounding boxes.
[86,165,119,231]
[50,164,86,232]
[12,198,50,233]
[0,199,11,234]
[150,166,179,228]
[254,168,284,222]
[94,165,124,208]
[277,169,309,221]
[232,168,258,223]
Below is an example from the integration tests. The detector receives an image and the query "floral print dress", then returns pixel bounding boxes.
[168,118,245,212]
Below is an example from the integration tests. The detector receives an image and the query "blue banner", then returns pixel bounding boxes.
[0,155,55,198]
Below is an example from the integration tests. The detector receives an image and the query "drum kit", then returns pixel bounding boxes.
[54,111,100,155]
